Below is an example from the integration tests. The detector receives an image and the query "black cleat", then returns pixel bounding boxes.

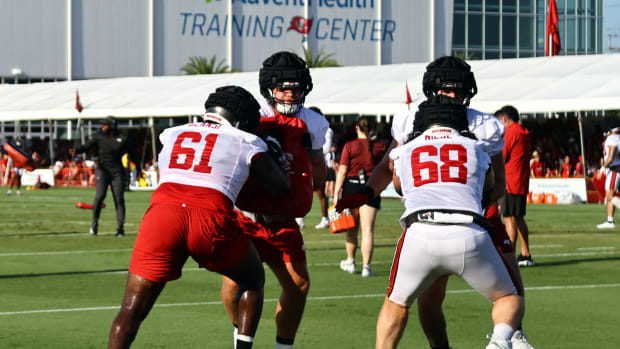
[115,228,125,237]
[89,223,98,236]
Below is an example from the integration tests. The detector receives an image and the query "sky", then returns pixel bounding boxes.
[606,0,620,51]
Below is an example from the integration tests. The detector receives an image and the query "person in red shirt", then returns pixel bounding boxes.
[333,117,381,277]
[495,105,534,267]
[574,155,584,177]
[561,155,572,178]
[530,151,544,178]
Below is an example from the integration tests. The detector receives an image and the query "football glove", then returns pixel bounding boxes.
[335,185,375,212]
[263,135,291,172]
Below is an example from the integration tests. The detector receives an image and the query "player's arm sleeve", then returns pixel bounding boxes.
[391,111,415,145]
[471,115,505,156]
[75,135,98,154]
[389,147,403,195]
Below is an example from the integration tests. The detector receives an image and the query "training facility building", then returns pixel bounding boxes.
[0,0,606,84]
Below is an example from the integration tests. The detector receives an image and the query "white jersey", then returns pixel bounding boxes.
[158,122,267,202]
[257,97,329,151]
[603,134,620,168]
[391,107,505,156]
[390,127,492,228]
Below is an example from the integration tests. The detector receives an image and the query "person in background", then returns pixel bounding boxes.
[561,155,572,178]
[72,116,141,237]
[6,141,25,196]
[333,116,380,277]
[530,151,544,178]
[495,105,534,267]
[574,155,584,177]
[595,127,620,229]
[311,106,333,229]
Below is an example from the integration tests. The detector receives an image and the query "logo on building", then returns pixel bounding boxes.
[288,16,313,34]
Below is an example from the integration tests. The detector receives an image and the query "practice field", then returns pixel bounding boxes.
[1,188,619,348]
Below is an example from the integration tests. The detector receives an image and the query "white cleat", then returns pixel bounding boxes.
[486,335,512,349]
[339,259,356,274]
[596,221,616,229]
[361,265,375,277]
[511,329,534,349]
[612,197,620,209]
[314,217,329,229]
[295,217,305,229]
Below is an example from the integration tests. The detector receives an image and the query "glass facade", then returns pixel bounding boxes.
[452,0,603,59]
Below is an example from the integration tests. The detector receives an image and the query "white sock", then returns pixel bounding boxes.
[322,216,328,222]
[345,257,354,264]
[607,216,614,223]
[275,343,293,349]
[492,323,514,340]
[233,326,238,349]
[237,334,254,343]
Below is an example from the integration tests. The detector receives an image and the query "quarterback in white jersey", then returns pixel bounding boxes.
[596,127,620,229]
[375,96,522,349]
[110,86,290,349]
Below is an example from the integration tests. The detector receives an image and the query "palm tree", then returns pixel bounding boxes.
[302,46,340,68]
[180,55,237,74]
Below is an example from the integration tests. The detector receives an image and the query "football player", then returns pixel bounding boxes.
[376,95,524,349]
[596,126,620,228]
[222,51,328,349]
[337,56,533,349]
[108,86,290,349]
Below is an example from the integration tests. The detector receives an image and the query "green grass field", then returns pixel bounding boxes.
[1,188,619,348]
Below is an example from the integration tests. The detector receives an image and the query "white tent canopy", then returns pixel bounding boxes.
[1,53,619,122]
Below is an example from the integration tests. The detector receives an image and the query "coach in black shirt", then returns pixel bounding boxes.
[73,116,140,237]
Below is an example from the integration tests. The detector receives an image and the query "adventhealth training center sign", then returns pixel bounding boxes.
[180,0,396,42]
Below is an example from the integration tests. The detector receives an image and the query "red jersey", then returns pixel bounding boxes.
[236,112,313,217]
[503,122,531,195]
[340,139,375,177]
[530,159,544,177]
[574,161,584,176]
[561,162,571,178]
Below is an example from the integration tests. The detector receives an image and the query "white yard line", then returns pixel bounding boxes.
[2,283,620,316]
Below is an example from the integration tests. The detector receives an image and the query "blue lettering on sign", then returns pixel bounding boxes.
[330,18,342,40]
[179,13,395,41]
[193,13,207,35]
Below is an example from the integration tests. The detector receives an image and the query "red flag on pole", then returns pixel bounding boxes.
[404,82,412,104]
[75,90,84,112]
[546,0,561,56]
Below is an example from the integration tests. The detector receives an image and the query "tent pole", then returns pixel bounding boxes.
[578,111,587,201]
[149,117,157,167]
[48,119,54,163]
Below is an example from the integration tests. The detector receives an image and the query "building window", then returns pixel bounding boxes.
[468,14,483,48]
[578,16,586,52]
[520,0,534,14]
[487,0,500,12]
[536,16,545,51]
[485,50,501,59]
[486,14,500,49]
[520,16,534,51]
[504,0,518,13]
[557,0,566,13]
[453,13,466,48]
[566,16,576,53]
[469,0,483,12]
[455,0,465,11]
[503,15,517,50]
[588,17,596,52]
